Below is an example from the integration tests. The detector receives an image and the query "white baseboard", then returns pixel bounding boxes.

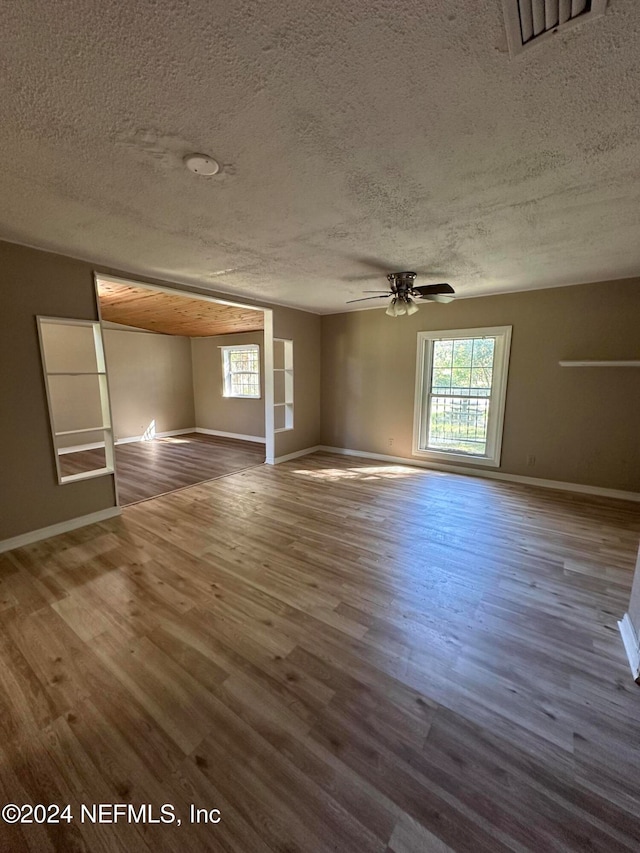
[116,427,196,445]
[318,446,640,503]
[268,445,323,465]
[0,507,122,554]
[195,427,266,444]
[618,614,640,683]
[57,429,198,454]
[59,428,267,453]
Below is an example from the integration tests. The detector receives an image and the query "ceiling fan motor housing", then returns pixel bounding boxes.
[387,271,418,297]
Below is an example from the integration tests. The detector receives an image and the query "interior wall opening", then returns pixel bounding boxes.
[51,274,275,506]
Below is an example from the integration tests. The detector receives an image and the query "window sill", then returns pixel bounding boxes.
[222,395,262,400]
[412,448,500,468]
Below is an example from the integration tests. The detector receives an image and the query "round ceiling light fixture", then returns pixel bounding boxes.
[183,154,220,176]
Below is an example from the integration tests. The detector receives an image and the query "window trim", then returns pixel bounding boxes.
[220,343,261,399]
[412,326,512,468]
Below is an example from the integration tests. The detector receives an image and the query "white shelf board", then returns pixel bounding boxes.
[60,466,113,484]
[55,426,111,436]
[559,360,640,367]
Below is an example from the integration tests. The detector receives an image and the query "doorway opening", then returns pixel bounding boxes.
[47,275,274,506]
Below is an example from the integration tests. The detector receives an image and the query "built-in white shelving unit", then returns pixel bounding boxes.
[273,338,294,432]
[37,317,115,484]
[559,360,640,367]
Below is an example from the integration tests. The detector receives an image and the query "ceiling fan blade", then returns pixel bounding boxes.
[346,295,392,303]
[413,283,455,295]
[418,293,455,303]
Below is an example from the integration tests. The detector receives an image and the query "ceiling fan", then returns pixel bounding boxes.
[347,271,455,317]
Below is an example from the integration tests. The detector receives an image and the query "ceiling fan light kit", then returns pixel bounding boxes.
[385,296,419,317]
[347,270,456,317]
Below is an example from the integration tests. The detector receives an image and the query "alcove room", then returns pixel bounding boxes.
[39,277,268,506]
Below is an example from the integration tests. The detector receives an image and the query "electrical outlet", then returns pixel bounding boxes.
[527,454,536,466]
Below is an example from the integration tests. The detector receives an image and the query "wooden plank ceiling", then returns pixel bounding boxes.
[97,280,264,337]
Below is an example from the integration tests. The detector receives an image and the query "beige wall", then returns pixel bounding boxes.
[273,306,322,458]
[0,242,116,539]
[191,332,265,438]
[104,329,195,441]
[321,279,640,493]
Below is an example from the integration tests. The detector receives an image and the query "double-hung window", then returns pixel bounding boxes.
[221,344,261,398]
[413,326,512,467]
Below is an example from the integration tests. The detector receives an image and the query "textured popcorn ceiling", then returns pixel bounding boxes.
[1,0,639,313]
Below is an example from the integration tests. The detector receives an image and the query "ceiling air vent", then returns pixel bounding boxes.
[502,0,607,56]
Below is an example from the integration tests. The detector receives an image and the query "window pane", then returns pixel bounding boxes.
[230,350,257,371]
[427,396,490,456]
[452,339,473,367]
[230,374,259,396]
[432,368,452,390]
[472,338,495,367]
[451,367,471,391]
[471,367,492,395]
[433,339,453,368]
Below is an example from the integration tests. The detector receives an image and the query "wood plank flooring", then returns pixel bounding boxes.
[59,432,265,504]
[1,452,639,852]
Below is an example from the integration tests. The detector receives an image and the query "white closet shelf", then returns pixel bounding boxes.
[60,467,113,484]
[559,360,640,367]
[55,426,111,436]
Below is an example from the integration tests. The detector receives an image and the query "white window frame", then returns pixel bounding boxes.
[221,344,261,399]
[413,326,512,468]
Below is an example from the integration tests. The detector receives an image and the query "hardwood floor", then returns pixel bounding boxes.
[1,452,639,852]
[59,432,265,504]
